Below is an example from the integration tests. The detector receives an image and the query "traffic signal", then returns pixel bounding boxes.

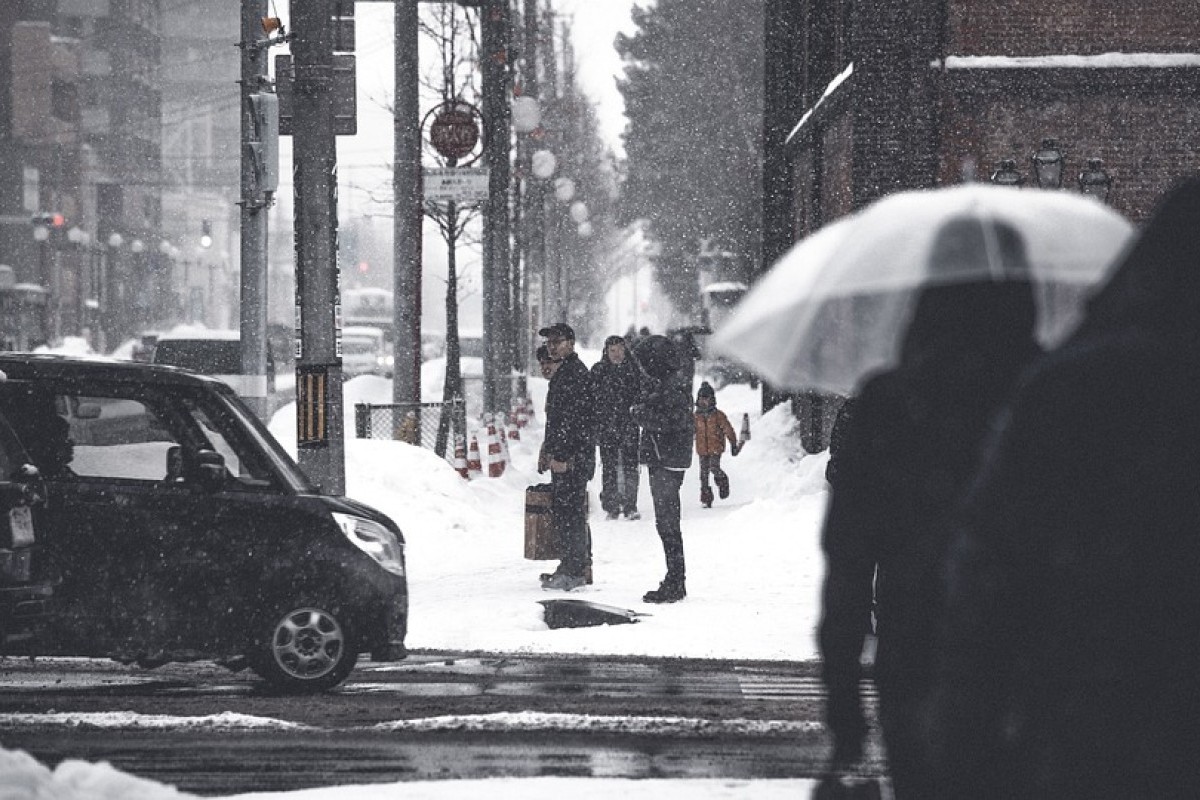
[32,212,66,229]
[200,220,213,249]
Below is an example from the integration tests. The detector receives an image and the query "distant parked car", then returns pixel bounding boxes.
[0,354,408,692]
[152,330,276,397]
[342,326,389,378]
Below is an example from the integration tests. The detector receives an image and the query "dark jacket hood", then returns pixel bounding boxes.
[1072,175,1200,341]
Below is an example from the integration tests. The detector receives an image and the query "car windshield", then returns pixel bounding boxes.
[342,338,378,355]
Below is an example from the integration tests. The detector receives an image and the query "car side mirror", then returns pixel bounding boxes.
[195,449,226,491]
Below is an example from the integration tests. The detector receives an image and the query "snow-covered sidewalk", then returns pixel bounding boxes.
[268,370,830,662]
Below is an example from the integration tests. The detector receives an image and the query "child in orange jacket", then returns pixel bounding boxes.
[694,382,739,507]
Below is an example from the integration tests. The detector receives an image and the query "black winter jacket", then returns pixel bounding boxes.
[937,178,1200,800]
[818,278,1042,772]
[631,371,694,470]
[590,356,641,446]
[543,352,596,474]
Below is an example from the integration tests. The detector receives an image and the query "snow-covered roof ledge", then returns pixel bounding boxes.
[933,52,1200,69]
[785,62,854,146]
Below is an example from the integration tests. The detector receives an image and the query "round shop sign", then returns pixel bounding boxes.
[429,102,481,161]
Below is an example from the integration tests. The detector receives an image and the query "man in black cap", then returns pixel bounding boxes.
[536,322,596,591]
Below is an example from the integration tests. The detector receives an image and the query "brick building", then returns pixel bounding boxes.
[762,0,1200,449]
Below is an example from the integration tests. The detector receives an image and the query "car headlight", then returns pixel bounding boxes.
[332,513,405,577]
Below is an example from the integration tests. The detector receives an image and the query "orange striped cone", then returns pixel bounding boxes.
[466,433,484,477]
[507,415,520,442]
[452,435,470,480]
[486,419,506,477]
[739,412,751,446]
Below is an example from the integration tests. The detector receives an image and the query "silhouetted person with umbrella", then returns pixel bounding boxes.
[937,177,1200,799]
[817,217,1042,799]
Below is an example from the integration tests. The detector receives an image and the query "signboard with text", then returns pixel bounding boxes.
[423,168,490,204]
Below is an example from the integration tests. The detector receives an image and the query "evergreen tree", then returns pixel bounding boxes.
[616,0,764,318]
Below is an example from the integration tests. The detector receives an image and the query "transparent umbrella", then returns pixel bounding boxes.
[712,184,1134,394]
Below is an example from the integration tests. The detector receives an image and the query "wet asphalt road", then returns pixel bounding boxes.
[0,652,886,793]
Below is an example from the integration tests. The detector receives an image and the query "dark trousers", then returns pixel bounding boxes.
[648,466,685,583]
[552,468,591,575]
[698,453,727,489]
[599,436,640,514]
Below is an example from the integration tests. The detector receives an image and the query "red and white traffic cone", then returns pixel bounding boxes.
[452,435,470,480]
[507,416,520,442]
[486,419,506,477]
[739,413,751,447]
[466,432,484,477]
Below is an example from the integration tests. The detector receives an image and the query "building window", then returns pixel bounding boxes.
[52,80,80,122]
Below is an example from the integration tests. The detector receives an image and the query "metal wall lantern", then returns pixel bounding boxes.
[1078,158,1113,202]
[1031,138,1064,188]
[989,159,1024,187]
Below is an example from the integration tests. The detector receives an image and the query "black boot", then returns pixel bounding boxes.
[700,485,713,508]
[715,473,730,500]
[643,576,686,604]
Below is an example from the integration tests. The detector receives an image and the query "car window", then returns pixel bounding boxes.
[62,395,180,481]
[178,396,275,487]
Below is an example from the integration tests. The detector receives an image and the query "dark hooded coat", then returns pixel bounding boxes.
[818,217,1043,798]
[590,341,641,447]
[936,178,1200,800]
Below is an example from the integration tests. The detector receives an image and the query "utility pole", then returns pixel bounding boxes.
[518,0,542,376]
[239,0,276,422]
[291,0,345,495]
[480,0,512,416]
[393,0,422,409]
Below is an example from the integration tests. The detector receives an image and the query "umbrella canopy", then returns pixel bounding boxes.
[712,184,1134,394]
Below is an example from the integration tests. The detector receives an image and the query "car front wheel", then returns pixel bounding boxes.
[250,603,358,692]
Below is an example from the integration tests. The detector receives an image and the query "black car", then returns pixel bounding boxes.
[0,405,54,646]
[0,354,407,692]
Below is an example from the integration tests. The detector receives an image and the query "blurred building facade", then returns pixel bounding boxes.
[0,0,241,354]
[762,0,1200,450]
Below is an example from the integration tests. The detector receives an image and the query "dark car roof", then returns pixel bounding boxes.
[0,353,234,392]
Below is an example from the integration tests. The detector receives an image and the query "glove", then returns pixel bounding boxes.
[731,443,741,456]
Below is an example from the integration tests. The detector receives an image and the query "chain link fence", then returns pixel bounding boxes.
[354,399,467,458]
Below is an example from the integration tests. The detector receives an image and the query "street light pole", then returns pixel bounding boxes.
[480,0,512,416]
[393,0,423,410]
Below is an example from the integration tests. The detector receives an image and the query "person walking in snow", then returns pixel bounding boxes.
[693,381,739,508]
[630,335,694,603]
[817,218,1043,800]
[591,335,642,520]
[935,177,1200,800]
[536,323,597,592]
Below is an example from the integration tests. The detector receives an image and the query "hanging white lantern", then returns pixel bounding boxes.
[554,177,575,203]
[577,221,593,238]
[512,96,542,134]
[531,149,557,180]
[569,201,589,224]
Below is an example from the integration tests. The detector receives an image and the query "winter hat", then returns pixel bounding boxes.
[633,334,680,379]
[696,382,715,401]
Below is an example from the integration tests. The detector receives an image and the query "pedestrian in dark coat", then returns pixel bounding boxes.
[631,334,694,603]
[936,177,1200,800]
[693,381,739,508]
[817,217,1042,800]
[591,335,642,520]
[537,323,597,591]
